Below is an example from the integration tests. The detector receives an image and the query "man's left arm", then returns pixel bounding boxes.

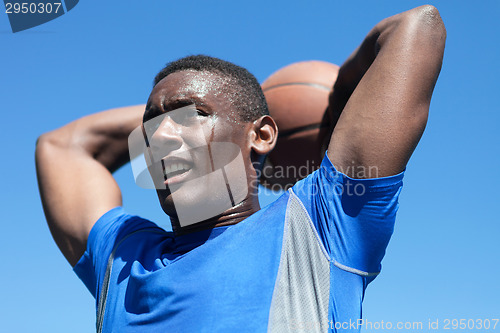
[327,5,446,178]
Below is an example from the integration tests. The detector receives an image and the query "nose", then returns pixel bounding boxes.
[147,115,183,158]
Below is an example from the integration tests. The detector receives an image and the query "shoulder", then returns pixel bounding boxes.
[91,207,165,240]
[292,153,404,200]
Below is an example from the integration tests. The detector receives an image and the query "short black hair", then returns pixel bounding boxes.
[153,55,268,122]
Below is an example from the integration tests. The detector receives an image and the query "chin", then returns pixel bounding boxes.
[159,181,241,227]
[159,196,176,218]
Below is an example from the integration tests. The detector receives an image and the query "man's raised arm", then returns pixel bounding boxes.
[35,105,145,266]
[328,5,446,178]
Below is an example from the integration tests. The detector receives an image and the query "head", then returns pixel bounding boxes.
[143,55,277,230]
[154,55,268,122]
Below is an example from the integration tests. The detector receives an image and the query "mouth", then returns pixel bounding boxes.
[162,158,193,187]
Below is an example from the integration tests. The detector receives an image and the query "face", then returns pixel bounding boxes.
[143,70,254,226]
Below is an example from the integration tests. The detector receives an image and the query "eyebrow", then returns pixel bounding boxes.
[162,97,205,112]
[143,96,209,122]
[163,97,203,111]
[143,103,162,122]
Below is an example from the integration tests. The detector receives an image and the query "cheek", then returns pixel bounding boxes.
[186,117,249,151]
[179,122,211,148]
[213,122,247,144]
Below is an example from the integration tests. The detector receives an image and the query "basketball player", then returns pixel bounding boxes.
[36,5,445,332]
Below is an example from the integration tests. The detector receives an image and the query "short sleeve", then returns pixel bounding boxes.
[73,207,159,300]
[291,154,404,277]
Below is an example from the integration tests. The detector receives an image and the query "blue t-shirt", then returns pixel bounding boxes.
[74,155,404,332]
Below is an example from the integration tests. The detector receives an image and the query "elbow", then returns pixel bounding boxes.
[36,130,68,150]
[391,5,446,65]
[36,132,56,152]
[377,6,446,56]
[35,129,88,170]
[409,5,447,43]
[419,5,446,35]
[36,132,55,147]
[35,131,68,164]
[35,133,56,168]
[36,125,84,153]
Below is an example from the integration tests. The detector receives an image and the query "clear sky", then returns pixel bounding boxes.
[1,1,499,332]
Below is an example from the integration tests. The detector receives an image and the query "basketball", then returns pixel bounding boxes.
[260,60,340,189]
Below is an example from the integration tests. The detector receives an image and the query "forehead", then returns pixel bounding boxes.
[149,70,231,107]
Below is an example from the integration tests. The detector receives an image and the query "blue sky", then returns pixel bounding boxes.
[1,1,499,332]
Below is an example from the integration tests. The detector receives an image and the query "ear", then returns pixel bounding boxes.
[249,115,278,155]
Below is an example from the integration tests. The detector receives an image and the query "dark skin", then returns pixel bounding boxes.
[328,6,446,177]
[144,70,277,234]
[36,5,445,266]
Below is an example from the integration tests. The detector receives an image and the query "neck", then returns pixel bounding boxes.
[170,193,260,236]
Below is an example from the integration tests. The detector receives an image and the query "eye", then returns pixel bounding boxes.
[169,108,195,125]
[196,109,209,117]
[171,108,209,126]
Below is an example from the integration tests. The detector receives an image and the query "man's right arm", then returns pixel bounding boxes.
[35,105,145,267]
[327,6,445,178]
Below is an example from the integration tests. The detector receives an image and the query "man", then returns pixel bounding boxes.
[35,5,445,332]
